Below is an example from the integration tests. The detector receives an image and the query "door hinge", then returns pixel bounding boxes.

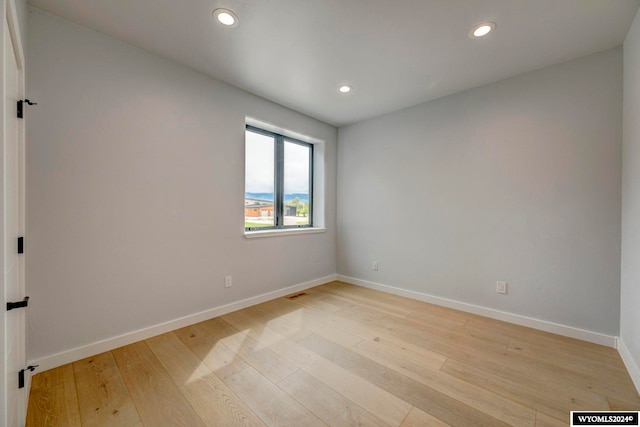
[18,236,23,254]
[18,365,39,389]
[7,296,29,311]
[17,99,37,119]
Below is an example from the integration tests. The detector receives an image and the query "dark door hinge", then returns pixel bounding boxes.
[7,296,29,311]
[18,236,23,254]
[18,365,39,389]
[17,99,37,119]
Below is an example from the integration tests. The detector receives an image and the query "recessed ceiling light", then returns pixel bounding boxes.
[469,22,496,39]
[213,8,239,27]
[339,85,352,93]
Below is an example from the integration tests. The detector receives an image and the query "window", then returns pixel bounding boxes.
[245,125,313,231]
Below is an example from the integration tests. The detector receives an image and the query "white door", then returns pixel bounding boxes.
[3,10,26,426]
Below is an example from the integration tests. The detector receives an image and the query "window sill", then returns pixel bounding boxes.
[244,227,326,239]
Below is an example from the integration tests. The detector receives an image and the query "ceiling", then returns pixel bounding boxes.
[28,0,640,127]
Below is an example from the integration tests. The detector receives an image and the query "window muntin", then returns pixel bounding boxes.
[245,126,313,231]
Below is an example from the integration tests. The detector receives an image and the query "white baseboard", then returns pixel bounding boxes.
[31,273,622,373]
[337,275,617,348]
[617,338,640,394]
[31,274,338,372]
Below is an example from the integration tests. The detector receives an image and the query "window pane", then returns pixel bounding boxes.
[245,130,275,228]
[284,140,311,226]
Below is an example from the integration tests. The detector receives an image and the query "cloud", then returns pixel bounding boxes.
[245,130,310,195]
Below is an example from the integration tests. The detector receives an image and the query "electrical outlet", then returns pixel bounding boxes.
[372,261,379,271]
[496,281,507,294]
[225,275,233,288]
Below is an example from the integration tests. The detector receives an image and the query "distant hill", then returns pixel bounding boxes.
[245,192,309,203]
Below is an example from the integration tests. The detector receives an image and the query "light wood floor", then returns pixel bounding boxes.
[26,281,640,426]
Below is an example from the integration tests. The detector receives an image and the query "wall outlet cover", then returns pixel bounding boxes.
[497,281,507,294]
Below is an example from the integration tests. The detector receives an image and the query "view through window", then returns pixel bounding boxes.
[245,126,312,230]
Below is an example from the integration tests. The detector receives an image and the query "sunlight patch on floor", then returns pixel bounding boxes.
[186,331,248,384]
[186,308,304,384]
[266,308,304,334]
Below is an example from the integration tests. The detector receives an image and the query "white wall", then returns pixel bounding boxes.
[337,48,622,336]
[13,0,26,51]
[621,8,640,389]
[26,10,337,362]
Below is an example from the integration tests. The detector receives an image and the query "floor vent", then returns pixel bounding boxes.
[285,292,308,300]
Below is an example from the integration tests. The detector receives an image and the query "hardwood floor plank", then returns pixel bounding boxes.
[354,340,448,373]
[334,305,388,323]
[311,308,451,367]
[171,322,214,344]
[284,291,344,313]
[353,340,536,426]
[112,341,206,427]
[506,336,624,366]
[360,301,636,404]
[220,310,319,369]
[26,282,639,427]
[26,364,82,427]
[227,303,313,342]
[72,352,140,426]
[322,282,466,322]
[302,352,412,426]
[216,329,296,382]
[173,324,249,380]
[535,412,567,427]
[364,334,448,369]
[401,309,509,348]
[303,288,358,310]
[202,315,300,383]
[404,304,471,326]
[400,407,451,427]
[278,369,390,427]
[146,332,266,426]
[222,308,411,426]
[303,297,507,368]
[466,316,619,360]
[441,358,609,423]
[371,314,509,355]
[443,339,637,404]
[257,298,364,348]
[507,338,640,396]
[300,333,508,427]
[200,316,250,339]
[315,282,414,318]
[403,310,469,332]
[224,366,326,427]
[607,395,640,410]
[110,340,156,367]
[220,305,412,426]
